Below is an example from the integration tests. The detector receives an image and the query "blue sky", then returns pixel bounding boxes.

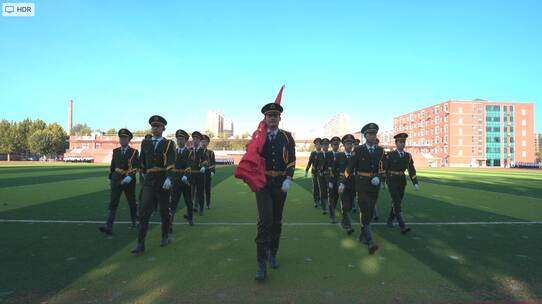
[1,0,541,137]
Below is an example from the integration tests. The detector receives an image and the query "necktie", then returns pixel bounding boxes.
[399,151,404,158]
[122,148,126,155]
[369,146,374,153]
[153,139,159,150]
[269,133,275,143]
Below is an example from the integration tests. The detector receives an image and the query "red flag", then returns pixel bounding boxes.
[234,85,285,192]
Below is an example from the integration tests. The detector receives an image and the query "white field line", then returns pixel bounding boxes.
[1,219,541,226]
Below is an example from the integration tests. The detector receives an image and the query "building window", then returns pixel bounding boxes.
[458,118,463,125]
[458,107,463,114]
[458,138,463,146]
[458,149,463,156]
[522,119,526,126]
[522,130,526,136]
[444,135,448,143]
[458,128,463,135]
[522,151,527,157]
[522,109,526,115]
[522,140,526,147]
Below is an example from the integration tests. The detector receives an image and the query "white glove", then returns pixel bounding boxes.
[380,182,386,190]
[200,167,206,173]
[328,182,333,189]
[304,171,308,178]
[281,178,292,192]
[181,176,189,185]
[162,178,172,190]
[211,172,215,177]
[121,176,132,185]
[414,184,420,191]
[141,173,146,180]
[338,183,345,194]
[108,179,112,187]
[371,176,380,186]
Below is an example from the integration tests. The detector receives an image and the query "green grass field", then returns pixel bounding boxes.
[1,164,541,304]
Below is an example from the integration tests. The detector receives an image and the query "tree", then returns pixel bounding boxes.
[28,129,56,158]
[0,120,17,161]
[106,128,116,135]
[241,132,251,139]
[47,123,69,156]
[536,151,542,162]
[71,123,92,136]
[133,128,152,136]
[205,129,215,139]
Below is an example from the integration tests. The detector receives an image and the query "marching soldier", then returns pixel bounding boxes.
[316,138,330,214]
[351,138,361,214]
[327,136,342,223]
[99,128,139,236]
[254,102,296,281]
[201,134,216,209]
[138,134,152,208]
[337,134,356,234]
[131,115,176,254]
[170,129,194,231]
[342,123,386,254]
[304,138,322,208]
[385,133,419,234]
[190,131,206,216]
[373,137,381,222]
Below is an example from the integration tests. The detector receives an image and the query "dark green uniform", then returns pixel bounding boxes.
[190,145,206,215]
[346,123,385,254]
[305,138,322,208]
[386,148,418,233]
[337,138,355,234]
[102,145,139,233]
[170,145,194,230]
[327,136,342,223]
[316,138,330,214]
[137,135,176,247]
[255,128,296,272]
[202,148,216,209]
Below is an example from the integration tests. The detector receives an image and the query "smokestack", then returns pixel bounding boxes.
[68,99,73,135]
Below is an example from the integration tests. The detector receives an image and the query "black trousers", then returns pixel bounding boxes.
[357,190,380,227]
[191,172,205,211]
[170,180,193,220]
[138,178,171,242]
[311,173,320,203]
[340,187,355,229]
[328,177,340,217]
[109,180,137,216]
[204,171,212,207]
[387,182,406,218]
[255,178,287,255]
[317,173,329,209]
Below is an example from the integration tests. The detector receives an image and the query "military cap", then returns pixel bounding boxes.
[394,133,409,140]
[321,138,330,144]
[261,102,283,115]
[313,137,322,144]
[175,129,189,139]
[361,122,379,134]
[117,128,133,140]
[342,134,355,144]
[149,115,167,126]
[191,131,203,140]
[202,134,210,142]
[330,136,341,144]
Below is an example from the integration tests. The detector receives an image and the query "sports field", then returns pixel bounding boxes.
[1,164,541,304]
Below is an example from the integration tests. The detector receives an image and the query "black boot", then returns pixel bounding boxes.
[131,241,145,254]
[160,234,171,247]
[99,210,115,236]
[397,212,411,234]
[269,240,280,269]
[255,243,267,281]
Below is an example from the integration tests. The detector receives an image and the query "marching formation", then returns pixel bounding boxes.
[305,123,420,255]
[96,94,419,283]
[98,115,216,254]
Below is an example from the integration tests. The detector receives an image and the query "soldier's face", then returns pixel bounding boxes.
[265,112,281,129]
[177,137,186,147]
[365,132,377,144]
[322,143,329,151]
[331,142,339,151]
[193,138,200,147]
[315,143,321,150]
[119,136,129,146]
[201,140,209,148]
[151,124,164,137]
[396,140,406,150]
[344,142,353,152]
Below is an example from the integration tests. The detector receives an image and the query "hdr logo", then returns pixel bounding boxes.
[2,3,35,16]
